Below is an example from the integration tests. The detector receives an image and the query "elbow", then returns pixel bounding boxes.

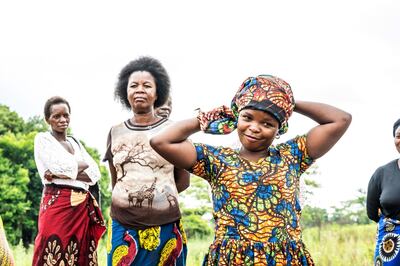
[367,213,379,223]
[336,112,352,134]
[341,112,352,128]
[149,137,163,153]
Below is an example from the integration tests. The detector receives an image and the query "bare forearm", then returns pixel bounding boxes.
[294,100,351,159]
[174,168,190,193]
[294,101,351,125]
[109,161,117,189]
[76,171,92,182]
[150,118,199,169]
[161,118,200,143]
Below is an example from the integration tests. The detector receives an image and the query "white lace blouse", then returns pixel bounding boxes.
[34,132,100,191]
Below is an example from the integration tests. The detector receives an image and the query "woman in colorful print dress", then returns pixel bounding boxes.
[150,74,352,265]
[367,118,400,266]
[104,56,189,265]
[0,216,14,266]
[33,96,106,265]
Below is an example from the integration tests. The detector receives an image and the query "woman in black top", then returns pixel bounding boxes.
[367,118,400,265]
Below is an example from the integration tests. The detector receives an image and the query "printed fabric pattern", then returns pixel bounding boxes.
[191,135,315,265]
[374,216,400,266]
[108,219,187,266]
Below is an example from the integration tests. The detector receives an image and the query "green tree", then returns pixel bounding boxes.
[0,105,25,135]
[0,132,42,246]
[0,147,30,245]
[0,104,111,246]
[330,189,370,225]
[181,206,213,238]
[180,175,213,239]
[80,141,111,214]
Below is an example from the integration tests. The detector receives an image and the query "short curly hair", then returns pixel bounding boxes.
[44,96,71,120]
[115,56,170,109]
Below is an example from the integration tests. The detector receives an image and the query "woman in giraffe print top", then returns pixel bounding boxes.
[104,56,189,265]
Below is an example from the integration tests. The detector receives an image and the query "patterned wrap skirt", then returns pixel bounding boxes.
[374,216,400,265]
[33,184,106,266]
[107,219,187,266]
[202,236,314,266]
[0,216,14,266]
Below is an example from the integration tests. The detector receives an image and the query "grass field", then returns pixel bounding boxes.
[11,223,376,266]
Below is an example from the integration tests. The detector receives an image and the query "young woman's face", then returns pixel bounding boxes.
[46,103,70,133]
[237,108,280,153]
[127,71,157,113]
[394,127,400,154]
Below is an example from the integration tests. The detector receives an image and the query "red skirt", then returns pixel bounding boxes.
[33,184,106,266]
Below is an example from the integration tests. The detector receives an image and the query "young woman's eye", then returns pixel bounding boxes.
[263,122,275,128]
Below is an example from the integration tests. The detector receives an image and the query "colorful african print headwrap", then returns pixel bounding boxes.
[197,74,295,135]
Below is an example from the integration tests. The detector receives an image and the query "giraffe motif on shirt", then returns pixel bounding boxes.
[127,185,147,208]
[161,189,178,208]
[142,177,157,209]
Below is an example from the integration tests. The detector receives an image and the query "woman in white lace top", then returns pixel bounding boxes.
[32,96,106,266]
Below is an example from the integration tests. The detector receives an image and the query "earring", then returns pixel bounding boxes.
[275,134,280,139]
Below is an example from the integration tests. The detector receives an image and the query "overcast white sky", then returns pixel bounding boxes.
[1,0,399,209]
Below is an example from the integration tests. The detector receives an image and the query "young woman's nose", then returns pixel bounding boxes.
[248,123,261,133]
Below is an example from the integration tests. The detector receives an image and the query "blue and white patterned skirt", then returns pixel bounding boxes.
[374,216,400,266]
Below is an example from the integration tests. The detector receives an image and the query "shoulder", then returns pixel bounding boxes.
[111,121,127,130]
[67,135,81,146]
[34,131,51,143]
[374,159,397,175]
[275,135,306,151]
[193,143,231,156]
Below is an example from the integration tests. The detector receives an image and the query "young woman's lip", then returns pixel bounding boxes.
[244,134,260,141]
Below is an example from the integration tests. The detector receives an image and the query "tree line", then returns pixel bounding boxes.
[0,104,111,247]
[0,103,371,247]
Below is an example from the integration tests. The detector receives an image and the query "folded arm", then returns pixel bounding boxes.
[294,101,352,159]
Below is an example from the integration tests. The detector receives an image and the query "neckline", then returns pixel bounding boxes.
[124,117,168,131]
[235,147,272,164]
[48,132,75,155]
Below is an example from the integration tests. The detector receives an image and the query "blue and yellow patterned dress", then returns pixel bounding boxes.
[190,135,315,265]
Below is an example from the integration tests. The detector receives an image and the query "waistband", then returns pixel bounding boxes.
[44,183,87,193]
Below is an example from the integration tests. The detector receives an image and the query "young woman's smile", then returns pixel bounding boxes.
[237,108,280,157]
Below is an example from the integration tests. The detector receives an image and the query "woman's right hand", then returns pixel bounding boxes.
[44,170,54,181]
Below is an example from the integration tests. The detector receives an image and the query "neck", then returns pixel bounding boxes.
[51,130,67,141]
[131,110,159,125]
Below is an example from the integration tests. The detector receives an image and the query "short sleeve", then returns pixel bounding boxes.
[189,143,221,183]
[284,135,314,175]
[102,128,113,162]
